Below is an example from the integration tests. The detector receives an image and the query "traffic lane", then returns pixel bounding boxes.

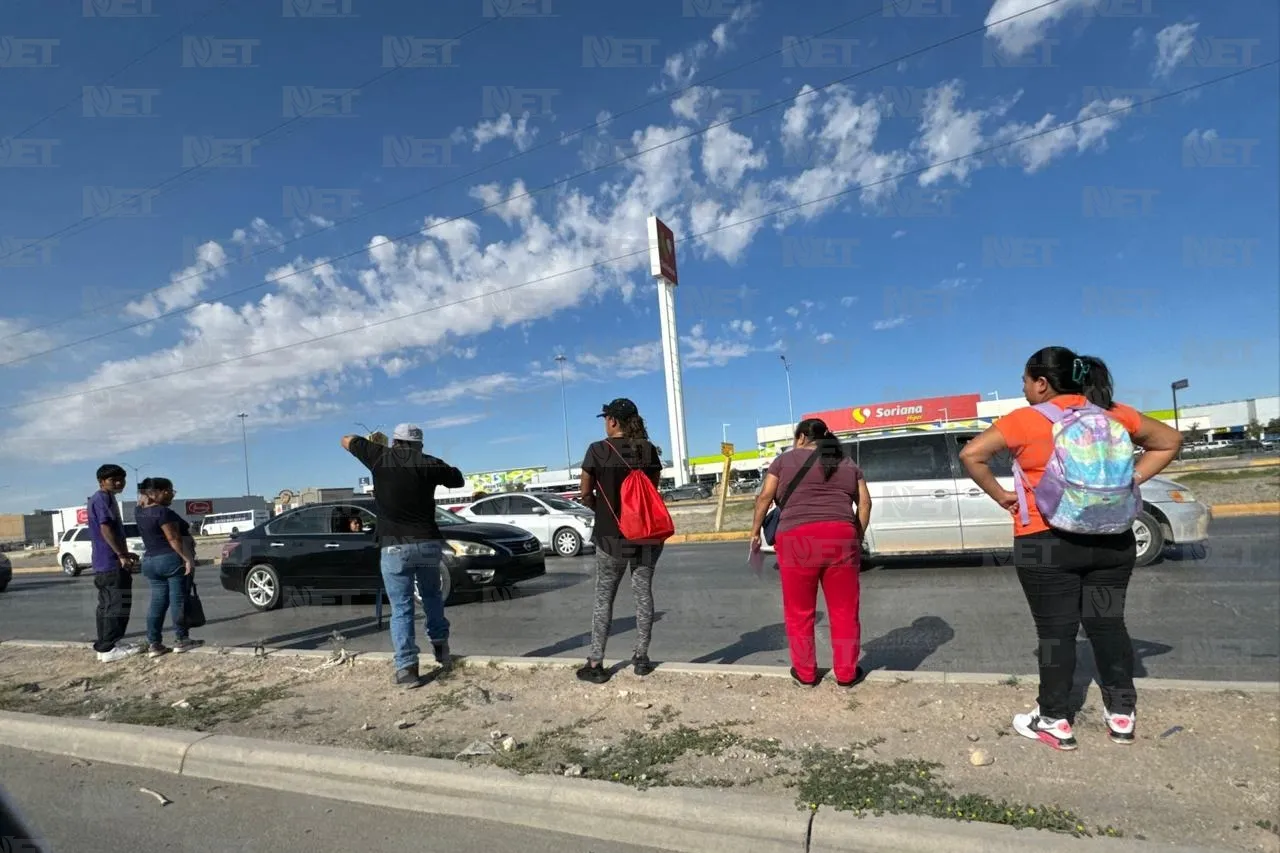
[0,517,1274,681]
[0,746,678,853]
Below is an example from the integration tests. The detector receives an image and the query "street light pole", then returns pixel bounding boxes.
[1171,378,1189,458]
[779,355,795,429]
[722,423,730,443]
[236,413,251,496]
[554,354,572,473]
[987,391,1000,401]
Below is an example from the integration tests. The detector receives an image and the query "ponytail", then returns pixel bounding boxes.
[794,418,845,481]
[1025,346,1115,409]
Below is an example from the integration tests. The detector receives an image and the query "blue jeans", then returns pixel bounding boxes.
[380,541,448,671]
[141,553,188,645]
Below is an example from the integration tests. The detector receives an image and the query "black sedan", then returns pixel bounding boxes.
[662,483,712,502]
[218,500,545,611]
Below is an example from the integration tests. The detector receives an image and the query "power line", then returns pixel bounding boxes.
[0,11,510,264]
[1,0,1071,364]
[0,1,893,345]
[3,63,1268,415]
[2,0,243,141]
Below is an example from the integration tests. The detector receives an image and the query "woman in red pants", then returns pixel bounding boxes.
[751,418,872,687]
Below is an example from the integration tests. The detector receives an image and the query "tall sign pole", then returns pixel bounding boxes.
[648,215,690,488]
[1172,378,1189,458]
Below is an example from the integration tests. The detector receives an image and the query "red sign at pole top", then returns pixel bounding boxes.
[805,394,982,433]
[75,507,88,525]
[647,216,678,285]
[186,500,213,515]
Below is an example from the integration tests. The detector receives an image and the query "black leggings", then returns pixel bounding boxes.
[1014,529,1137,720]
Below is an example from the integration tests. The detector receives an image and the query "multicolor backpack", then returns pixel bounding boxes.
[1012,402,1141,535]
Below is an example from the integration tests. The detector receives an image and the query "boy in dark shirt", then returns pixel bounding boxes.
[342,424,464,688]
[577,398,664,684]
[88,464,141,663]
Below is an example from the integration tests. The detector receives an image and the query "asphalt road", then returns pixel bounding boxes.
[0,746,677,853]
[1,517,1276,682]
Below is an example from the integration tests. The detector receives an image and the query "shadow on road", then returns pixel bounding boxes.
[859,615,956,672]
[523,611,668,658]
[2,580,74,594]
[1066,636,1175,714]
[690,615,827,665]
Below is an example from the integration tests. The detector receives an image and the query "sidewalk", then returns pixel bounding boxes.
[1,642,1276,852]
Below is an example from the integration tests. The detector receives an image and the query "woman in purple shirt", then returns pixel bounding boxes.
[134,477,203,657]
[751,419,872,687]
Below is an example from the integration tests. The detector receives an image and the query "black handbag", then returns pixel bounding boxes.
[761,450,821,546]
[182,576,207,629]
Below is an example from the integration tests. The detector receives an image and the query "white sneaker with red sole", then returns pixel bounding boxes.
[1013,706,1078,751]
[1103,708,1136,744]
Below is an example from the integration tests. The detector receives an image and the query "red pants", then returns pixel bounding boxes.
[775,520,861,683]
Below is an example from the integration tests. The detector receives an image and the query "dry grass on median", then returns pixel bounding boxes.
[0,646,1277,852]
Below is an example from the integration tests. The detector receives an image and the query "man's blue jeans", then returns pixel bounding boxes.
[380,540,449,671]
[141,553,188,645]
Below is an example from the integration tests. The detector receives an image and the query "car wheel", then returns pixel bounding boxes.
[245,564,283,611]
[1132,510,1165,568]
[413,565,454,607]
[61,554,81,577]
[230,527,239,535]
[553,527,583,558]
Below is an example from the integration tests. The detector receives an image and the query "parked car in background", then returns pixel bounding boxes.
[456,493,595,557]
[218,500,544,611]
[661,483,712,502]
[758,430,1210,568]
[57,524,145,576]
[0,552,11,592]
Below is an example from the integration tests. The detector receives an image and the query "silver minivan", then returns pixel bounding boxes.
[762,430,1210,567]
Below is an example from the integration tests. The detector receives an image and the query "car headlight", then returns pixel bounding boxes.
[445,540,496,557]
[1167,489,1194,503]
[581,516,594,527]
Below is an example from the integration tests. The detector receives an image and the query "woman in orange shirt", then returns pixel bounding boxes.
[960,346,1181,751]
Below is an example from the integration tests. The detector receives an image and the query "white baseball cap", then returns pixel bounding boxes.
[392,423,423,442]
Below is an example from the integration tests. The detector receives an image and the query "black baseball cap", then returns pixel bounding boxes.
[597,398,639,419]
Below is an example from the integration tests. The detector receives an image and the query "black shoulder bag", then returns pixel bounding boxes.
[182,575,207,630]
[761,451,820,546]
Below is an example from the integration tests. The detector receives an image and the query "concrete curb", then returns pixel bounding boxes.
[0,710,1229,853]
[3,640,1277,693]
[1208,502,1280,517]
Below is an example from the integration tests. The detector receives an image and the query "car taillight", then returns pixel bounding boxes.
[220,542,240,561]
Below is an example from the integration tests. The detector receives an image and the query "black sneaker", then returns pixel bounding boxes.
[146,642,171,659]
[432,641,451,669]
[394,665,423,689]
[632,655,655,677]
[173,638,204,654]
[790,667,819,687]
[836,666,868,688]
[576,662,610,684]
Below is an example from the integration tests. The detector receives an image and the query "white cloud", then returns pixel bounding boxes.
[873,316,907,331]
[915,80,1016,186]
[424,413,487,429]
[682,324,750,368]
[700,122,768,189]
[473,112,538,152]
[124,240,228,320]
[231,217,284,249]
[661,43,709,89]
[992,97,1133,173]
[409,373,521,405]
[840,296,857,307]
[468,179,536,227]
[816,332,835,344]
[785,306,801,317]
[729,318,756,336]
[711,0,758,54]
[0,318,58,366]
[307,214,334,229]
[983,0,1095,58]
[891,229,907,239]
[576,341,663,379]
[1153,21,1199,79]
[1130,28,1148,50]
[490,435,529,445]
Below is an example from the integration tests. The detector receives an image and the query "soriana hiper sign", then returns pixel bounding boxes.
[805,394,981,433]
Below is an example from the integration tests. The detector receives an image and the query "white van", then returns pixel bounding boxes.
[57,524,145,576]
[760,430,1210,568]
[200,509,268,536]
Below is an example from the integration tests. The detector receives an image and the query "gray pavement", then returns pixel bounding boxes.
[1,517,1276,682]
[0,745,677,853]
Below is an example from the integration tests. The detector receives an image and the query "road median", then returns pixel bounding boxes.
[0,643,1274,852]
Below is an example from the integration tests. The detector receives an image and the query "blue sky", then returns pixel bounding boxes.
[0,0,1276,512]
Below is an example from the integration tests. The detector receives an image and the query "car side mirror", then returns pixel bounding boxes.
[531,507,548,515]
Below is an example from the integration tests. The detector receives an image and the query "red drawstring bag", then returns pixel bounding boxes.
[597,441,675,543]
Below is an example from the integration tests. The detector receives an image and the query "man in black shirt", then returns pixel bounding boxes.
[577,398,664,684]
[343,423,464,687]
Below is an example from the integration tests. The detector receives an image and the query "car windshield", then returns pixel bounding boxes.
[541,495,583,511]
[434,506,467,526]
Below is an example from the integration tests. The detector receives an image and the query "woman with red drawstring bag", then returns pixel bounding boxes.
[576,398,671,684]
